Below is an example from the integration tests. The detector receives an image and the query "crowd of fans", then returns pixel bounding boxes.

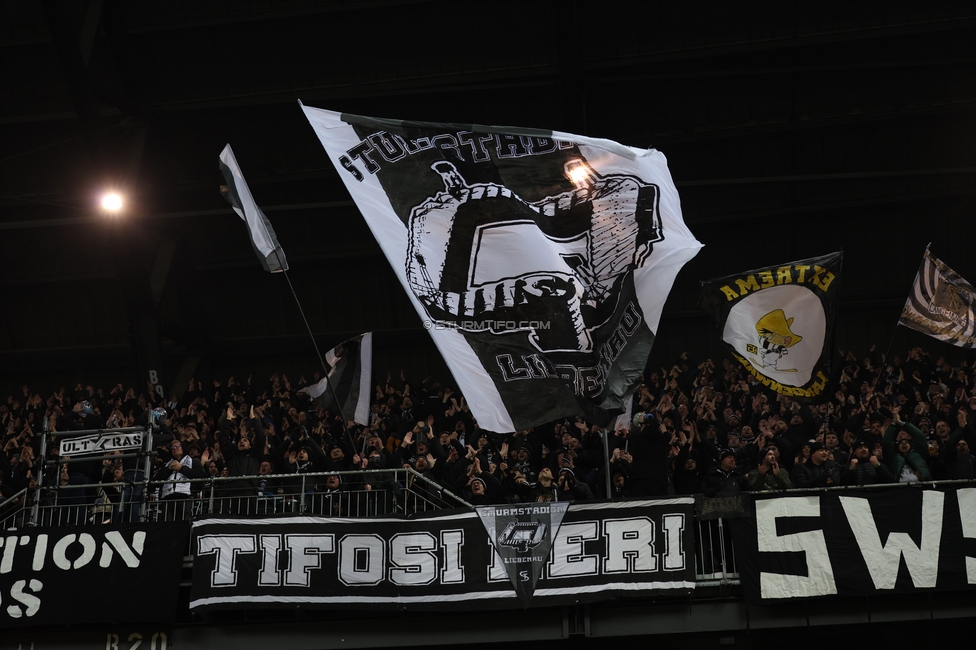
[2,342,975,523]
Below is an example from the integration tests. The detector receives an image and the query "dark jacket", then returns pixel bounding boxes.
[746,466,793,491]
[792,460,841,488]
[882,422,932,482]
[703,468,747,497]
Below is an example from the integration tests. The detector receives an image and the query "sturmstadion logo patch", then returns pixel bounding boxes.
[476,502,568,609]
[497,520,548,553]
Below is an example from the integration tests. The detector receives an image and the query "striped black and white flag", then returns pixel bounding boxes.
[219,144,289,273]
[900,246,976,347]
[301,332,373,425]
[301,105,701,432]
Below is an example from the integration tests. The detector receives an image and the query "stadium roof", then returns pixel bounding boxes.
[1,0,974,391]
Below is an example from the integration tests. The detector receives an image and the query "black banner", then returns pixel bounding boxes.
[732,486,976,602]
[190,498,695,610]
[0,523,188,627]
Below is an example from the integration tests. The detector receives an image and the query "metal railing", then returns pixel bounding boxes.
[0,470,743,582]
[695,515,738,582]
[8,476,967,584]
[0,488,29,528]
[0,468,471,529]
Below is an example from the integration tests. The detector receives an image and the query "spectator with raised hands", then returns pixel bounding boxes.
[279,426,326,484]
[747,447,793,491]
[944,433,976,481]
[507,437,539,485]
[672,420,707,495]
[5,444,34,493]
[7,340,976,524]
[56,459,90,525]
[882,405,933,483]
[843,439,892,485]
[940,408,976,480]
[453,455,502,505]
[556,467,593,501]
[218,405,268,510]
[822,430,848,467]
[613,398,671,497]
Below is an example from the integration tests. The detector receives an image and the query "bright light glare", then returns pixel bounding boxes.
[101,193,123,212]
[568,166,589,184]
[565,161,592,189]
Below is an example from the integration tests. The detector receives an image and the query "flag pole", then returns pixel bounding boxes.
[872,302,907,396]
[872,330,900,395]
[219,145,360,454]
[873,242,930,394]
[277,258,359,454]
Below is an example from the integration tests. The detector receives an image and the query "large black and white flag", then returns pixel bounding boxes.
[300,332,372,426]
[301,106,701,432]
[219,144,289,273]
[899,245,976,348]
[699,252,842,400]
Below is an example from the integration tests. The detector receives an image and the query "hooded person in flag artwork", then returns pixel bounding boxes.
[302,106,702,432]
[699,252,842,400]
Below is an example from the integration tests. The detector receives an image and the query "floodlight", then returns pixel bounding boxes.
[101,192,123,212]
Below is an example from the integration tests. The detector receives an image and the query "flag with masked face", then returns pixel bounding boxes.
[899,246,976,347]
[699,252,842,400]
[301,105,701,432]
[300,332,373,426]
[219,144,289,273]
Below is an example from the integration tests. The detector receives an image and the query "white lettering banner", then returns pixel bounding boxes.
[190,498,695,610]
[734,487,976,601]
[0,524,187,628]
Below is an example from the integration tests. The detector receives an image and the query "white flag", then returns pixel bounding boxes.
[301,105,700,432]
